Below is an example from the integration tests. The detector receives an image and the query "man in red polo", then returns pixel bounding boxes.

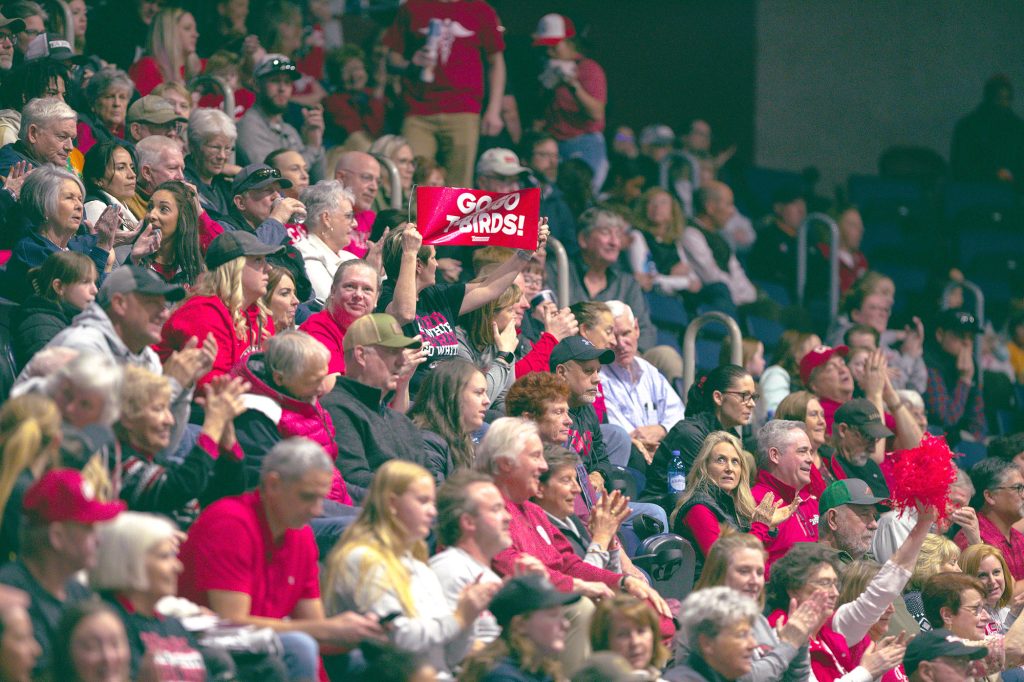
[955,458,1024,581]
[299,259,380,374]
[178,438,384,680]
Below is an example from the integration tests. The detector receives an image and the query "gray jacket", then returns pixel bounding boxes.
[669,614,809,682]
[236,105,325,181]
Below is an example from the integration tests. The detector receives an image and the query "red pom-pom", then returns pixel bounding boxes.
[887,434,958,521]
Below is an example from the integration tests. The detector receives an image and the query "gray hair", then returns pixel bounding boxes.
[84,67,134,105]
[44,352,123,426]
[952,467,975,498]
[18,97,77,142]
[605,299,634,324]
[260,437,334,484]
[89,512,177,592]
[755,419,807,470]
[135,135,181,172]
[368,134,411,160]
[676,586,758,654]
[896,389,924,411]
[265,330,330,380]
[475,417,539,476]
[578,207,627,237]
[187,108,237,155]
[20,165,85,228]
[300,180,355,236]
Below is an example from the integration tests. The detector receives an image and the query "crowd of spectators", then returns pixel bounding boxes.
[0,1,1022,681]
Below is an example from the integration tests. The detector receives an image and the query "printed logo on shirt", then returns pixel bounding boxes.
[418,19,475,65]
[138,632,206,681]
[416,311,459,356]
[566,428,593,460]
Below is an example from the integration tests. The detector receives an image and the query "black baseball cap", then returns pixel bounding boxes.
[98,266,185,306]
[253,54,300,81]
[819,478,887,515]
[231,164,293,196]
[548,336,614,372]
[834,398,893,439]
[903,628,987,676]
[205,231,284,270]
[488,575,581,627]
[935,309,981,335]
[24,33,88,64]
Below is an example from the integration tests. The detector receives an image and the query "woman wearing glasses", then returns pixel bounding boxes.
[294,180,358,306]
[184,108,237,216]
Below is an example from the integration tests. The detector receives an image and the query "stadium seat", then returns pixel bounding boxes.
[645,291,688,330]
[0,299,19,402]
[752,280,792,307]
[695,339,721,372]
[954,440,987,470]
[944,180,1017,223]
[743,166,805,218]
[745,315,784,350]
[632,534,697,602]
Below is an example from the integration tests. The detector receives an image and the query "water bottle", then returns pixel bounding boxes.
[421,19,442,83]
[668,450,686,496]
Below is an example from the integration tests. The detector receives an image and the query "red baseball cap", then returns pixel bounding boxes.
[533,13,575,46]
[23,469,125,524]
[799,344,848,385]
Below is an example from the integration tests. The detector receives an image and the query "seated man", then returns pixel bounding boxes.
[747,185,811,292]
[333,150,380,257]
[902,628,988,682]
[177,438,385,681]
[954,458,1024,581]
[824,399,894,499]
[299,258,380,374]
[924,309,986,442]
[125,95,186,145]
[816,478,885,563]
[0,469,125,675]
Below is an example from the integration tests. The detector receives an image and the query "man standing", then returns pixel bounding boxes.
[383,0,506,188]
[237,55,325,181]
[816,479,884,563]
[522,131,576,256]
[333,150,380,257]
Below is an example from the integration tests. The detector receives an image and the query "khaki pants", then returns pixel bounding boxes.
[402,112,481,188]
[560,595,595,676]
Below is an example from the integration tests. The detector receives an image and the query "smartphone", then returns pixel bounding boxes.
[379,611,402,626]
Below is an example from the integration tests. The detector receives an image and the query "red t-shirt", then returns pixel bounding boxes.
[545,57,607,140]
[197,88,256,120]
[128,56,208,97]
[324,89,387,138]
[382,0,505,116]
[177,490,319,618]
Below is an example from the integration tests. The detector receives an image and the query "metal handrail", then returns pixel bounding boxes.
[942,278,986,389]
[797,212,840,322]
[370,153,403,210]
[54,0,74,46]
[681,312,743,398]
[187,75,235,117]
[546,236,569,307]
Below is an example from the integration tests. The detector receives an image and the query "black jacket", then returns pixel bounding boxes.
[646,410,724,510]
[12,295,80,369]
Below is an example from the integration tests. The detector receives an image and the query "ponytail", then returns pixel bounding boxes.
[0,395,62,516]
[686,364,750,415]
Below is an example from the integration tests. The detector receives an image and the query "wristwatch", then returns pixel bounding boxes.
[496,351,515,364]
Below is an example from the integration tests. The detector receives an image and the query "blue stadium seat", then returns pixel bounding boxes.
[746,315,784,349]
[944,180,1017,223]
[954,441,988,470]
[645,291,688,330]
[632,534,697,602]
[752,279,792,307]
[695,339,721,372]
[743,166,805,218]
[848,174,926,228]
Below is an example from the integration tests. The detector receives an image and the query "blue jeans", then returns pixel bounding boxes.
[558,132,609,193]
[278,631,319,682]
[620,502,669,557]
[310,501,361,557]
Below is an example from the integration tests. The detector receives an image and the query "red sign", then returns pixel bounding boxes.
[416,186,541,249]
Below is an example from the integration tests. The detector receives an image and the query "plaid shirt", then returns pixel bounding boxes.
[924,365,986,440]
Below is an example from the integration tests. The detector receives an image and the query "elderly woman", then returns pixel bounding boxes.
[267,149,310,200]
[89,512,209,678]
[368,134,415,211]
[50,602,132,682]
[324,459,497,680]
[959,545,1019,635]
[506,370,574,448]
[82,140,141,235]
[455,282,525,413]
[128,7,202,96]
[590,594,669,679]
[295,180,358,305]
[77,66,134,153]
[263,266,300,331]
[184,107,236,216]
[667,587,760,682]
[3,166,113,303]
[774,390,832,496]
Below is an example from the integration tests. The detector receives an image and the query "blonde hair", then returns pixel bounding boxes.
[959,544,1015,609]
[90,512,178,592]
[323,460,433,616]
[638,186,685,243]
[693,531,767,608]
[0,395,62,521]
[192,256,271,342]
[670,431,756,529]
[117,365,171,429]
[909,534,961,591]
[148,8,201,85]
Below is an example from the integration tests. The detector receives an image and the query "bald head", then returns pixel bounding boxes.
[696,180,735,230]
[335,151,380,212]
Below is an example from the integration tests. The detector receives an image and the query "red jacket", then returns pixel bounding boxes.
[751,470,820,568]
[768,610,870,682]
[514,331,558,378]
[299,308,349,375]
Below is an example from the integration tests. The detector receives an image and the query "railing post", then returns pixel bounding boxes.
[188,75,236,118]
[55,0,74,46]
[547,237,569,308]
[682,312,744,398]
[370,154,403,210]
[797,212,840,321]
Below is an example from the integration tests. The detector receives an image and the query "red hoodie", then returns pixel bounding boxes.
[751,470,820,569]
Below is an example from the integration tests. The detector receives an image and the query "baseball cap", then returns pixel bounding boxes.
[24,33,86,63]
[343,313,421,352]
[23,469,125,524]
[834,398,894,439]
[98,266,186,306]
[532,13,575,46]
[476,148,529,178]
[205,231,284,270]
[231,163,293,196]
[0,13,26,33]
[253,53,300,81]
[127,95,187,125]
[549,336,614,371]
[903,628,987,676]
[488,574,581,627]
[799,344,848,385]
[639,124,676,147]
[934,309,981,335]
[819,478,887,515]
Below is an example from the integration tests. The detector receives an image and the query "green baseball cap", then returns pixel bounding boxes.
[819,478,886,516]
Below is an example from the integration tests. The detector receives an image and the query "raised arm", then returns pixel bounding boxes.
[459,220,549,315]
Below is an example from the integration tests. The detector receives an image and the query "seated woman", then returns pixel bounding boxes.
[755,330,821,425]
[589,594,668,680]
[668,431,778,569]
[669,587,761,682]
[82,140,141,235]
[3,166,113,303]
[155,231,281,389]
[12,251,97,368]
[140,180,204,287]
[836,560,909,682]
[774,390,832,497]
[89,512,210,679]
[263,266,300,331]
[959,544,1019,635]
[76,67,133,153]
[184,108,236,217]
[0,395,61,562]
[368,134,416,212]
[629,187,702,298]
[115,365,247,527]
[0,600,40,681]
[324,459,498,679]
[128,7,203,96]
[50,602,132,682]
[455,283,524,414]
[901,534,962,632]
[408,358,490,479]
[294,180,358,305]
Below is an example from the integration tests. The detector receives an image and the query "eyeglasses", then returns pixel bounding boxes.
[21,28,42,38]
[0,31,13,44]
[807,578,839,590]
[991,484,1024,496]
[960,602,985,616]
[723,391,759,405]
[203,143,235,155]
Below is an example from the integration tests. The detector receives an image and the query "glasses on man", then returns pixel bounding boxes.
[722,391,759,405]
[0,31,13,44]
[992,484,1024,496]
